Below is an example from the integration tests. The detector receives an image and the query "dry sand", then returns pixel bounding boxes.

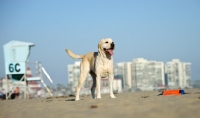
[1,89,200,118]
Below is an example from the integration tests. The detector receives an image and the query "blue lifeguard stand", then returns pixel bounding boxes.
[3,41,53,99]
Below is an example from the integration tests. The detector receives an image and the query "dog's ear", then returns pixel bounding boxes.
[98,40,103,52]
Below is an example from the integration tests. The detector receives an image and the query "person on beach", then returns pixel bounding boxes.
[14,87,20,99]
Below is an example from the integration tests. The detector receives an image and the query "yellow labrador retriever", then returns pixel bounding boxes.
[65,38,116,101]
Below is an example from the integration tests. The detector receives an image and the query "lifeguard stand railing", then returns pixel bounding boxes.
[26,61,53,97]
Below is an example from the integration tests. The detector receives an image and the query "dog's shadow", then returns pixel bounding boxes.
[65,99,75,101]
[65,99,83,101]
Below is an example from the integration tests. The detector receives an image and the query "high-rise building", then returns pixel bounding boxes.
[114,63,124,88]
[114,58,165,91]
[114,62,132,90]
[131,58,165,91]
[67,61,80,89]
[165,59,191,89]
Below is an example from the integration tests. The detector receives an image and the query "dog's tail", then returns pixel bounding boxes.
[65,49,85,59]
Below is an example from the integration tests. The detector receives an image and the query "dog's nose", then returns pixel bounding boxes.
[111,42,114,48]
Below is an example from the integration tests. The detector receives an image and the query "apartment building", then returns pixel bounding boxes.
[131,58,165,91]
[165,59,191,89]
[114,58,165,91]
[114,62,132,90]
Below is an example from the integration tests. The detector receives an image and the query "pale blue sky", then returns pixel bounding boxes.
[0,0,200,86]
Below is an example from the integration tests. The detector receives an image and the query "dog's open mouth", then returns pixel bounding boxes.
[104,48,114,55]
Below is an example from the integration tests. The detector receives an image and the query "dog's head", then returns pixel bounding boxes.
[98,38,115,56]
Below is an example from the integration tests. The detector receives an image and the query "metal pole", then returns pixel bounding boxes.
[41,79,53,97]
[135,64,137,90]
[42,67,53,83]
[39,62,53,97]
[24,61,29,99]
[6,75,9,100]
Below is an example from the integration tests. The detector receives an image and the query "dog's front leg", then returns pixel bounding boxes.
[109,74,116,98]
[75,87,80,101]
[96,75,101,99]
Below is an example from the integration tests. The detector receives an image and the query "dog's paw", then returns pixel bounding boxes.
[110,95,116,98]
[75,97,80,101]
[96,96,101,99]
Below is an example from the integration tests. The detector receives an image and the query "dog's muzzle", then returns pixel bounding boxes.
[111,42,115,50]
[103,42,114,55]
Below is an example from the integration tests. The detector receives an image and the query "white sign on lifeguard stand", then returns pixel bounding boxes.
[3,41,53,99]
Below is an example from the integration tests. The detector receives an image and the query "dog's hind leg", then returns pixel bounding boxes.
[89,71,96,99]
[75,62,89,101]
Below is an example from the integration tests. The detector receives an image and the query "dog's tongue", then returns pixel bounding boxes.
[107,50,114,55]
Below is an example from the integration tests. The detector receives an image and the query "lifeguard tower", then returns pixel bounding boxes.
[3,41,53,99]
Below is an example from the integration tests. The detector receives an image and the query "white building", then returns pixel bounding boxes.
[68,61,81,89]
[113,78,122,93]
[165,59,191,89]
[131,58,165,91]
[114,62,132,90]
[114,58,165,91]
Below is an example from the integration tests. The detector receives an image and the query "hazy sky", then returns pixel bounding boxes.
[0,0,200,86]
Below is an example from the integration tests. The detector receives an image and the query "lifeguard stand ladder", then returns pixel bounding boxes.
[26,61,53,97]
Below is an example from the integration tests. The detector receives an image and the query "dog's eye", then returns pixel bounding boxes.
[105,41,108,43]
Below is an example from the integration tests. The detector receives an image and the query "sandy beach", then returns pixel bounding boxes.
[0,89,200,118]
